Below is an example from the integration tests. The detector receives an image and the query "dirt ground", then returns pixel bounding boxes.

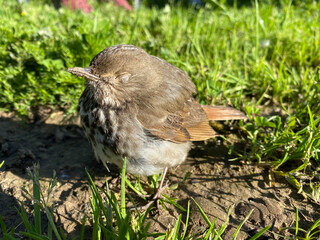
[0,110,319,239]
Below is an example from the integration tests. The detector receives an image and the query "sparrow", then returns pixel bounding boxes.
[68,44,246,203]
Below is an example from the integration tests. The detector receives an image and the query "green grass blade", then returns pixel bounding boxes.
[100,224,119,239]
[309,229,320,238]
[118,214,130,240]
[85,169,109,219]
[3,234,17,240]
[181,201,190,239]
[79,215,87,240]
[233,209,254,239]
[20,231,49,240]
[121,157,127,219]
[16,203,35,233]
[109,190,122,223]
[213,228,223,240]
[191,197,211,226]
[216,206,232,237]
[90,196,101,240]
[249,225,270,240]
[104,179,114,231]
[44,206,62,240]
[0,215,9,240]
[47,218,52,240]
[162,194,187,212]
[305,217,320,239]
[172,214,182,239]
[154,235,166,240]
[125,178,146,197]
[59,227,67,240]
[204,218,217,239]
[295,207,299,237]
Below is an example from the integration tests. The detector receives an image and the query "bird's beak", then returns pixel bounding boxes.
[67,67,100,82]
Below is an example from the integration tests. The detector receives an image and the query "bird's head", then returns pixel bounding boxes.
[68,45,150,107]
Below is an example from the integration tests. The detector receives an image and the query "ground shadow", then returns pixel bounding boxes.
[0,114,113,238]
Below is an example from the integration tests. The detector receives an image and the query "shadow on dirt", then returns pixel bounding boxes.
[0,113,109,238]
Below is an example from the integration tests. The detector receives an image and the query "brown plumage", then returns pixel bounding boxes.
[68,45,246,178]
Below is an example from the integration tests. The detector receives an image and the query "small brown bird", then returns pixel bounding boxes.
[68,45,246,200]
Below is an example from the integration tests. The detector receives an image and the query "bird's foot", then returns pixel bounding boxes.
[134,180,169,212]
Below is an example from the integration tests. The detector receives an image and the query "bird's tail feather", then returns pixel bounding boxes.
[201,105,247,121]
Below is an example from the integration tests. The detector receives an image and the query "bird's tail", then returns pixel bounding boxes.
[201,105,247,121]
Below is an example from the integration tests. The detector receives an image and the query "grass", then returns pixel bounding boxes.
[0,164,68,240]
[0,0,320,238]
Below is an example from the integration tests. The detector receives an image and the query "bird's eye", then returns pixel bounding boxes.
[116,72,131,83]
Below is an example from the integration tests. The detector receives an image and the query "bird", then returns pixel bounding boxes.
[68,44,247,205]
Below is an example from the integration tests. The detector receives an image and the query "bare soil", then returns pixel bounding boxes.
[0,111,319,239]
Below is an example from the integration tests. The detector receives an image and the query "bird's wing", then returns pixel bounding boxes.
[121,52,246,143]
[138,103,248,143]
[137,98,216,143]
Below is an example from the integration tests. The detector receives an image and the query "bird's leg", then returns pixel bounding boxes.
[137,167,169,211]
[152,167,168,201]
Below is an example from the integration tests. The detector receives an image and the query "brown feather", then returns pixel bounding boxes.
[186,121,216,141]
[138,99,217,143]
[201,105,248,121]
